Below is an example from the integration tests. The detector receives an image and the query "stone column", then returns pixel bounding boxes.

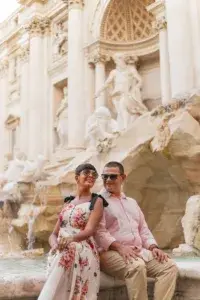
[67,0,85,150]
[19,46,30,155]
[84,55,95,116]
[0,59,9,171]
[26,17,50,159]
[165,0,193,98]
[94,54,107,108]
[148,1,171,105]
[189,0,200,88]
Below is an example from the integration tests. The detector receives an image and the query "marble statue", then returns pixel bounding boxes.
[173,195,200,256]
[19,155,49,182]
[95,53,148,131]
[55,87,68,148]
[53,22,67,60]
[85,106,119,152]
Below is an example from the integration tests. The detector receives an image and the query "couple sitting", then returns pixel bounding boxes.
[38,161,178,300]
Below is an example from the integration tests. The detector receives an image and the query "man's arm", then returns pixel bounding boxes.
[137,203,157,250]
[95,213,141,262]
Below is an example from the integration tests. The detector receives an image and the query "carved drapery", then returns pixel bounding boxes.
[101,0,156,43]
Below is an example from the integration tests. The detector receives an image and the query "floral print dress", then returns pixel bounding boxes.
[38,195,106,300]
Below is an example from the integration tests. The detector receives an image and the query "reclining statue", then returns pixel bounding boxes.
[173,195,200,256]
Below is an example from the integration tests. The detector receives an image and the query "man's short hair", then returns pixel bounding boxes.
[104,161,124,174]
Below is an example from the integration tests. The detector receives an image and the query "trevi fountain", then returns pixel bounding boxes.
[1,0,200,299]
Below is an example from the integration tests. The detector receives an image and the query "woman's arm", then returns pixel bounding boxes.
[49,219,60,249]
[73,198,104,242]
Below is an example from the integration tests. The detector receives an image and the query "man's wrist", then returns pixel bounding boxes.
[149,244,159,251]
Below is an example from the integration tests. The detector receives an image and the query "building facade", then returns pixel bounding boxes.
[0,0,199,171]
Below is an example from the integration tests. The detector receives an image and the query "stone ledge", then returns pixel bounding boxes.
[1,259,200,299]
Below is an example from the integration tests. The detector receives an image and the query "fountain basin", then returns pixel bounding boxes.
[1,257,200,299]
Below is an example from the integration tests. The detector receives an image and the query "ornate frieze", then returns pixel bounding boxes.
[26,17,51,37]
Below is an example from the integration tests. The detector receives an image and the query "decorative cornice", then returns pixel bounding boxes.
[25,17,51,37]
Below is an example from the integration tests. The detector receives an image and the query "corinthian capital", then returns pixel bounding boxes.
[26,17,51,37]
[88,52,110,65]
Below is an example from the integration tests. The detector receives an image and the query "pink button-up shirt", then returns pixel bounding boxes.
[95,191,157,261]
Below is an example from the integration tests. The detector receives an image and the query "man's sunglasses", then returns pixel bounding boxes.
[81,169,99,179]
[101,174,121,181]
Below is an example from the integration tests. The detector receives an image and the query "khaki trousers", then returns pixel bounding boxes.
[100,251,178,300]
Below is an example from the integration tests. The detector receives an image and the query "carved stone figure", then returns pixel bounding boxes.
[53,21,67,60]
[19,155,49,182]
[55,87,68,148]
[173,195,200,256]
[96,53,148,131]
[85,106,119,152]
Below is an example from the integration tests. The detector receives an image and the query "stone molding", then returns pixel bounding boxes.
[26,17,51,37]
[85,35,159,64]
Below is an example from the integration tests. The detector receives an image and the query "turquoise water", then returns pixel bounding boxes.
[0,257,46,277]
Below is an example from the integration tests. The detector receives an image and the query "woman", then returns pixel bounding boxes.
[38,163,107,300]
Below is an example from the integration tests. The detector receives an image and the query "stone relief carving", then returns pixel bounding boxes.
[85,106,119,153]
[173,195,200,256]
[54,87,68,148]
[0,152,49,200]
[96,52,148,131]
[52,20,67,60]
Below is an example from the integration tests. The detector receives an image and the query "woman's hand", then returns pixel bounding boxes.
[58,236,74,252]
[51,241,58,254]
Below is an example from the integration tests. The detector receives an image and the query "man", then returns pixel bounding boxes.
[95,161,178,300]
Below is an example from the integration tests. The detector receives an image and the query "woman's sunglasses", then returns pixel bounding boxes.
[101,174,120,181]
[80,169,99,179]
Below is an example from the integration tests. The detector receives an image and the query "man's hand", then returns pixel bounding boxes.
[117,245,142,263]
[151,248,169,263]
